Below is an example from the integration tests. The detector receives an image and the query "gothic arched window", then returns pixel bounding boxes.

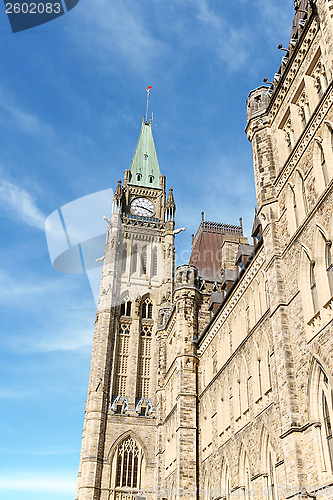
[310,361,333,475]
[239,447,251,500]
[291,185,299,228]
[221,460,231,500]
[120,300,131,317]
[112,436,144,498]
[142,298,153,319]
[320,145,329,186]
[325,240,333,294]
[310,260,319,313]
[262,431,278,500]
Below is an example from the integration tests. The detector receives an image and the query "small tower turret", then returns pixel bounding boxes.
[165,187,176,222]
[111,179,123,214]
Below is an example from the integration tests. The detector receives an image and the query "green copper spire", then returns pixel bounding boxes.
[129,120,161,189]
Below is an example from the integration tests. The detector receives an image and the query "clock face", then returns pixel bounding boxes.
[130,197,155,217]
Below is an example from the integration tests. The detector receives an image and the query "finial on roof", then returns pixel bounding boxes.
[201,212,205,222]
[114,180,122,199]
[166,187,175,209]
[239,217,243,229]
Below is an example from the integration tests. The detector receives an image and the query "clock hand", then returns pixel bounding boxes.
[136,205,154,214]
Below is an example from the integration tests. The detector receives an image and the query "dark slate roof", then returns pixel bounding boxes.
[251,213,261,238]
[236,244,254,264]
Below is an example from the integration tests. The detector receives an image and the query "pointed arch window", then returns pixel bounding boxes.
[291,185,299,228]
[240,448,251,500]
[120,300,131,317]
[325,241,333,294]
[301,174,308,214]
[322,373,333,471]
[320,145,329,186]
[142,298,153,319]
[112,436,144,498]
[310,362,333,474]
[221,461,231,500]
[310,260,319,313]
[240,360,250,415]
[258,358,263,398]
[233,368,241,420]
[268,450,277,500]
[262,432,278,500]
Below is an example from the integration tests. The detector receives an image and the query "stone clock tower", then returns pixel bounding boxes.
[76,119,176,500]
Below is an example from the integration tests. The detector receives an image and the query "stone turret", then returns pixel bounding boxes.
[246,86,271,122]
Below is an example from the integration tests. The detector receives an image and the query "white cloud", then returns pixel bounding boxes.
[35,327,93,352]
[2,103,55,138]
[0,178,45,229]
[0,474,76,493]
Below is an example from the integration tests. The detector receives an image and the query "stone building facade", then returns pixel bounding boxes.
[76,1,333,499]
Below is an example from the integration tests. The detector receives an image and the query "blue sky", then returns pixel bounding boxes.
[0,1,294,498]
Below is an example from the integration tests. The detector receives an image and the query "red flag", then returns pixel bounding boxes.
[147,86,152,95]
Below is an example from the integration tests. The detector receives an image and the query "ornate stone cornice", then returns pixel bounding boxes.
[275,85,333,194]
[268,18,319,123]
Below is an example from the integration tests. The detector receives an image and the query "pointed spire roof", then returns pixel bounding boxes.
[166,188,175,209]
[129,120,161,189]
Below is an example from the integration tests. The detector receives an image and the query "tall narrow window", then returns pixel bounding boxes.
[326,241,333,294]
[263,435,278,500]
[114,324,130,396]
[301,175,308,214]
[321,145,329,186]
[310,362,333,474]
[141,247,147,275]
[268,451,276,500]
[233,368,241,420]
[322,374,333,471]
[113,436,143,497]
[310,261,319,313]
[142,298,153,319]
[121,248,127,274]
[258,358,263,398]
[221,461,231,500]
[131,245,137,274]
[267,349,272,389]
[120,301,132,317]
[240,449,251,500]
[137,325,152,399]
[152,250,158,277]
[291,185,299,228]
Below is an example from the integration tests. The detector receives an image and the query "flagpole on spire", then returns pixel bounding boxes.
[146,86,152,122]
